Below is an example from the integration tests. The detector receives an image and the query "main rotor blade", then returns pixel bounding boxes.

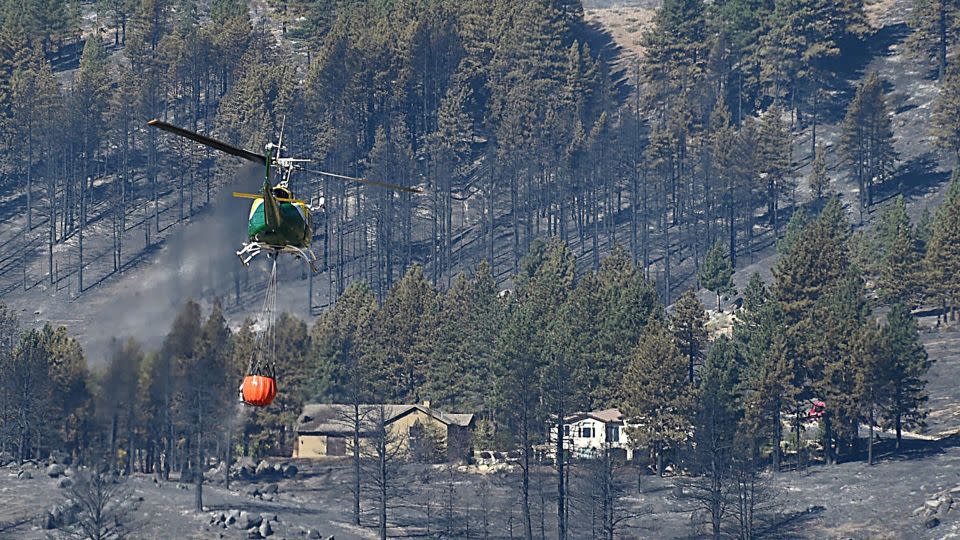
[147,119,266,165]
[300,168,423,194]
[233,192,307,205]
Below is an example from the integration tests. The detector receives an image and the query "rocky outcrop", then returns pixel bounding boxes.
[209,509,281,536]
[914,486,958,527]
[46,464,65,478]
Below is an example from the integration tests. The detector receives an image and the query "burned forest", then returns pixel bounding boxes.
[1,0,960,538]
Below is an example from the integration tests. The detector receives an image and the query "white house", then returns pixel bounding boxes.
[548,408,635,460]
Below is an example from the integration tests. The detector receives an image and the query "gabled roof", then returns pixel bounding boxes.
[563,408,625,425]
[296,403,474,435]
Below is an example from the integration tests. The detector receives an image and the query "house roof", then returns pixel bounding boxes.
[296,404,474,435]
[564,408,625,425]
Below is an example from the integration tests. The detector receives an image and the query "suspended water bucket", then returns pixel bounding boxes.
[241,374,277,407]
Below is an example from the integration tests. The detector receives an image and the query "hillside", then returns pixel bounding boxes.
[1,0,960,538]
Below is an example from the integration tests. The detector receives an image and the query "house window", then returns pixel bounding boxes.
[581,426,593,438]
[608,425,620,443]
[563,425,570,437]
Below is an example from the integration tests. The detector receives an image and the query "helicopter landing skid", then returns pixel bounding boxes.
[237,242,319,273]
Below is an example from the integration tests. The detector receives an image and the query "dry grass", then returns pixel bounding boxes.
[584,6,656,62]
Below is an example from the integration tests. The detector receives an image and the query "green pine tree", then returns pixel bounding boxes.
[852,321,887,465]
[671,289,708,384]
[906,0,959,80]
[923,172,960,322]
[699,240,735,312]
[839,72,897,216]
[877,197,922,306]
[621,320,694,476]
[881,304,932,449]
[361,265,437,403]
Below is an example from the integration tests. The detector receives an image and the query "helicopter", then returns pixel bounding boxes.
[147,119,420,272]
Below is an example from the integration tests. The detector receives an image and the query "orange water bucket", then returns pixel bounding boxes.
[241,375,277,407]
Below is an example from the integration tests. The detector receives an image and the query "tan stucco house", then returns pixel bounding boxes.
[293,402,475,462]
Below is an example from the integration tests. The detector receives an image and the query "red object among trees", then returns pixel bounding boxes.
[808,400,826,419]
[242,375,277,407]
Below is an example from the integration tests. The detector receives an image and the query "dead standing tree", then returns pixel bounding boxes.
[361,405,407,540]
[55,467,142,540]
[572,448,645,540]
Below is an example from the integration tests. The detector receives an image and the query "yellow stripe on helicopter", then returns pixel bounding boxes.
[232,192,308,205]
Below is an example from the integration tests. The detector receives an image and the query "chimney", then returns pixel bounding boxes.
[422,399,431,409]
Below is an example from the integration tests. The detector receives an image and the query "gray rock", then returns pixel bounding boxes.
[263,483,279,495]
[261,493,274,502]
[925,517,941,528]
[46,463,65,478]
[260,513,278,524]
[305,530,321,539]
[17,469,32,479]
[64,467,76,478]
[240,511,263,529]
[255,460,272,477]
[259,520,273,537]
[282,464,298,478]
[247,530,263,539]
[57,477,73,489]
[42,512,56,530]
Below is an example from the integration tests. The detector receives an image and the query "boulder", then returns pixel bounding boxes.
[42,512,56,530]
[57,477,73,489]
[925,517,941,528]
[240,511,263,529]
[305,530,321,540]
[261,493,274,502]
[17,469,32,480]
[64,467,76,478]
[247,530,263,539]
[263,483,279,495]
[259,520,273,537]
[282,464,298,478]
[46,464,65,478]
[205,463,226,481]
[260,513,278,524]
